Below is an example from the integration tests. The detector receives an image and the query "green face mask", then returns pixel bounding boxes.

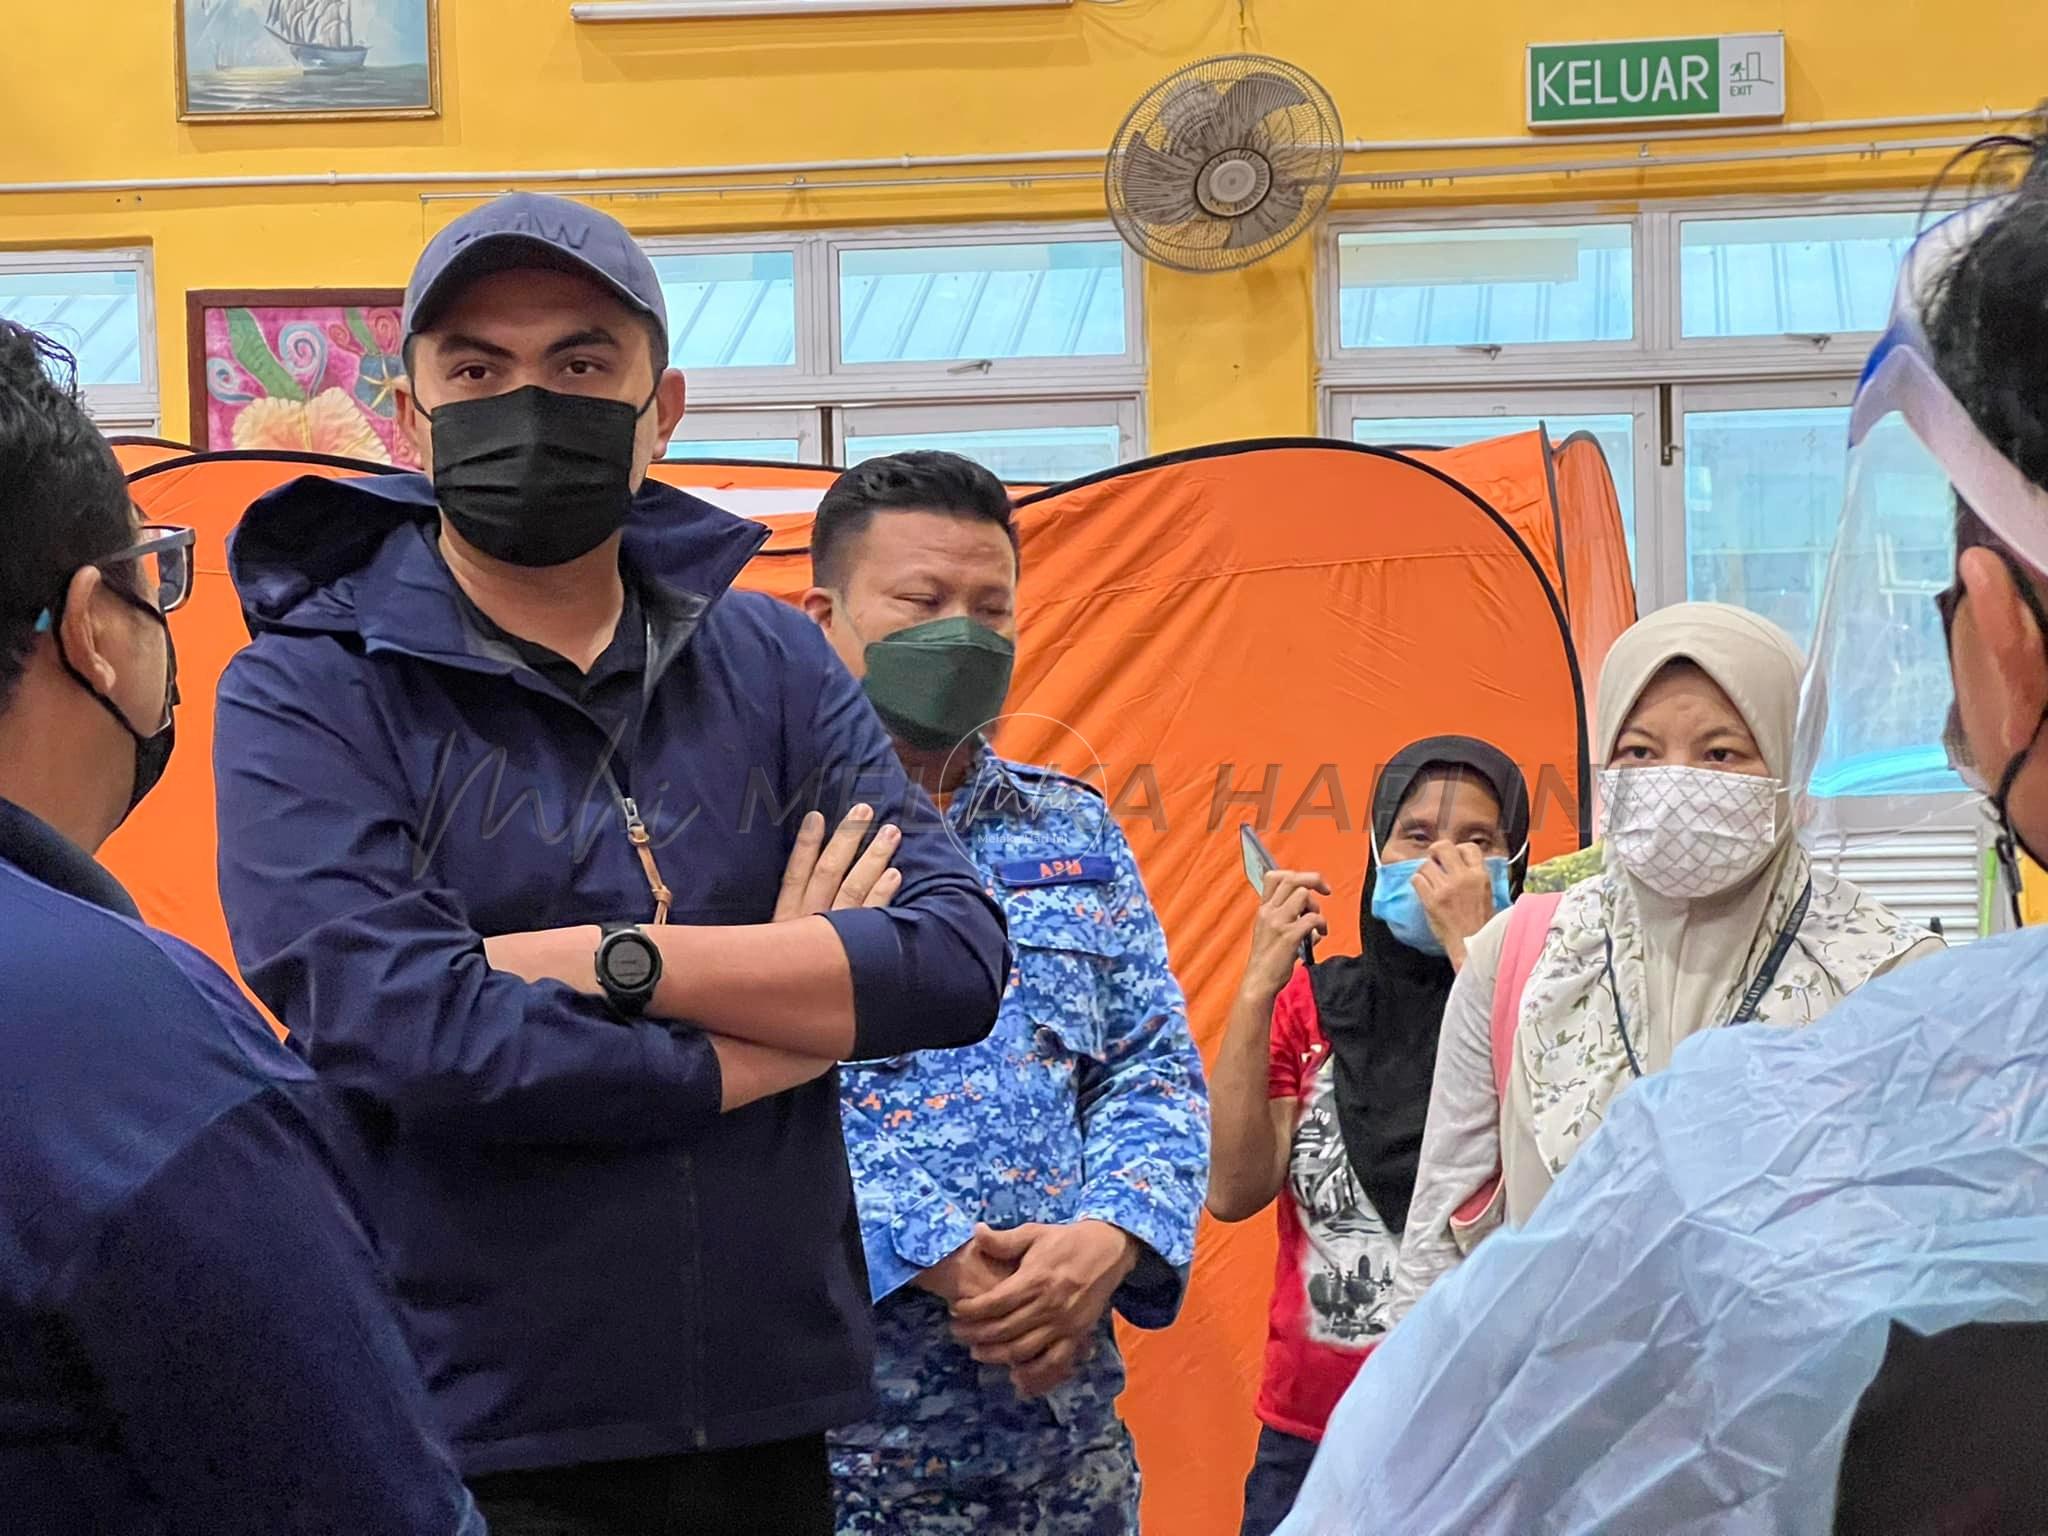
[857,614,1017,753]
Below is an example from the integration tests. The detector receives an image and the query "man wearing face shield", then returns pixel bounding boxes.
[211,195,1007,1535]
[0,324,483,1532]
[1264,128,2048,1536]
[800,452,1209,1535]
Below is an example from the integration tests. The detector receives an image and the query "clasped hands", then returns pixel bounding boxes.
[917,1219,1138,1401]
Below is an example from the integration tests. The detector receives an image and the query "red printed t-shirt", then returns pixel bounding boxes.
[1256,967,1403,1442]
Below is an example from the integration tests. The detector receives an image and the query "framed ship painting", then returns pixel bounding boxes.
[188,289,420,468]
[178,0,441,122]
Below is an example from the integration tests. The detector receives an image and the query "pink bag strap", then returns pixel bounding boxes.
[1451,892,1562,1230]
[1487,892,1561,1100]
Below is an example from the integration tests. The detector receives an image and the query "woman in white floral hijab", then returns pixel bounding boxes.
[1386,602,1942,1320]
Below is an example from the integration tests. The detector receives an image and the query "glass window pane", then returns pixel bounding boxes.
[0,267,143,387]
[1335,225,1634,349]
[665,437,803,462]
[838,241,1126,365]
[1679,213,1917,339]
[843,424,1119,484]
[1352,412,1637,563]
[650,251,797,370]
[1684,407,1855,644]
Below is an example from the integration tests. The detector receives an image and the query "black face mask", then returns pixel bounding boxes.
[422,384,656,568]
[52,584,179,825]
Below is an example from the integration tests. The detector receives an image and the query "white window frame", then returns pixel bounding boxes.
[1663,195,1934,372]
[1317,192,1958,612]
[643,233,811,403]
[822,222,1145,397]
[0,248,158,430]
[1319,192,1941,395]
[642,221,1146,413]
[663,404,828,463]
[1319,210,1648,386]
[1662,376,1857,613]
[831,396,1142,477]
[1327,211,1646,382]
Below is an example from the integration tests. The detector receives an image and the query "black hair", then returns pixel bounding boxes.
[810,450,1019,590]
[0,322,133,713]
[1924,112,2048,496]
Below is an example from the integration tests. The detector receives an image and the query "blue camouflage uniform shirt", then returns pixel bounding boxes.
[830,749,1210,1503]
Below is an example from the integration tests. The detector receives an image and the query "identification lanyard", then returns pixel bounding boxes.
[1605,879,1813,1080]
[608,616,673,925]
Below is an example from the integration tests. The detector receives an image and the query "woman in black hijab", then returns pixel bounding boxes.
[1206,736,1529,1536]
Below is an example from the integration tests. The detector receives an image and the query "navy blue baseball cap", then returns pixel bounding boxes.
[404,192,669,343]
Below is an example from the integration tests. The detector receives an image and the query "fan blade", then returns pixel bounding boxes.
[1224,177,1305,250]
[1263,140,1335,178]
[1156,79,1220,154]
[1117,137,1203,228]
[1213,69,1313,150]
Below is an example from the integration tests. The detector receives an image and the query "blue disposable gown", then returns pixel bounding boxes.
[1278,928,2048,1535]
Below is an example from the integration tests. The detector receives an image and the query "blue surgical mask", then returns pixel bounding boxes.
[1371,856,1515,956]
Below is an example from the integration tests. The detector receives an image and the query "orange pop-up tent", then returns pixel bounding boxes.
[1403,427,1635,706]
[644,430,1635,698]
[113,435,1622,1536]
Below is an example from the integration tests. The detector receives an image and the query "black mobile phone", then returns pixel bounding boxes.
[1239,823,1317,966]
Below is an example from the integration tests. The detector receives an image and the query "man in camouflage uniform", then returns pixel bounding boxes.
[802,451,1209,1535]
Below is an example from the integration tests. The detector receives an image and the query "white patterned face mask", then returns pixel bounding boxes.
[1600,765,1782,900]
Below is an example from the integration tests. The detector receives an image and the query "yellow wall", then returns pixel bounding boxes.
[7,3,2048,1532]
[7,1,2048,451]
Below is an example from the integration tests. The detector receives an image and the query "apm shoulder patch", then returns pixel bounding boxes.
[993,854,1116,888]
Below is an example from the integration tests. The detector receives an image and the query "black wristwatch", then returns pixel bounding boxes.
[595,923,663,1018]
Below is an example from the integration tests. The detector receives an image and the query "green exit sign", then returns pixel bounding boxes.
[1528,33,1785,128]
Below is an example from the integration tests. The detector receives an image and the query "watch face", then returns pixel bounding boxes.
[605,935,658,991]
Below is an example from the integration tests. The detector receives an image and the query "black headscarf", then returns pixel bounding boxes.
[1306,736,1530,1233]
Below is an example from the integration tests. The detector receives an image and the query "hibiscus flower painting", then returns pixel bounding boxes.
[190,288,418,467]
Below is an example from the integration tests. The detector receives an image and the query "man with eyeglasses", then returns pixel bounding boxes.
[0,323,483,1533]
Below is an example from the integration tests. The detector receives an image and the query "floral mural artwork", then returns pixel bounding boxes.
[191,291,418,467]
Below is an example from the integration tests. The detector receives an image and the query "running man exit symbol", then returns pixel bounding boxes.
[1728,50,1775,98]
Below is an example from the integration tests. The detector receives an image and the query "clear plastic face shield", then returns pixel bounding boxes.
[1792,197,2048,927]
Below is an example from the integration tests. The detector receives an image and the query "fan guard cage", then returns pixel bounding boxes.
[1106,53,1345,275]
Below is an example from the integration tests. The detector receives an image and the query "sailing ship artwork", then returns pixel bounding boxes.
[178,0,438,120]
[267,0,370,73]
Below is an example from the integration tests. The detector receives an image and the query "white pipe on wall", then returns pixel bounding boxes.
[1335,135,1985,190]
[0,108,2026,200]
[0,150,1106,199]
[404,135,1980,208]
[416,171,1102,201]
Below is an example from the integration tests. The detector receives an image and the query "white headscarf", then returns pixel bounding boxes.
[1500,604,1934,1217]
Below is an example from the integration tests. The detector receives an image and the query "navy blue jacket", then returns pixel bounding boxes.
[0,798,481,1534]
[213,472,1007,1476]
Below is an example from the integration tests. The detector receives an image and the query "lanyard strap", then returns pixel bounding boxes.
[1728,879,1812,1025]
[1605,877,1814,1079]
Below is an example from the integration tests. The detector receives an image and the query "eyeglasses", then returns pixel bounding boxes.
[31,522,197,635]
[1936,538,2048,652]
[104,523,197,615]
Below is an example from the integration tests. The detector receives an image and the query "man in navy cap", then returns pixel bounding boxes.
[0,321,481,1534]
[211,192,1008,1535]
